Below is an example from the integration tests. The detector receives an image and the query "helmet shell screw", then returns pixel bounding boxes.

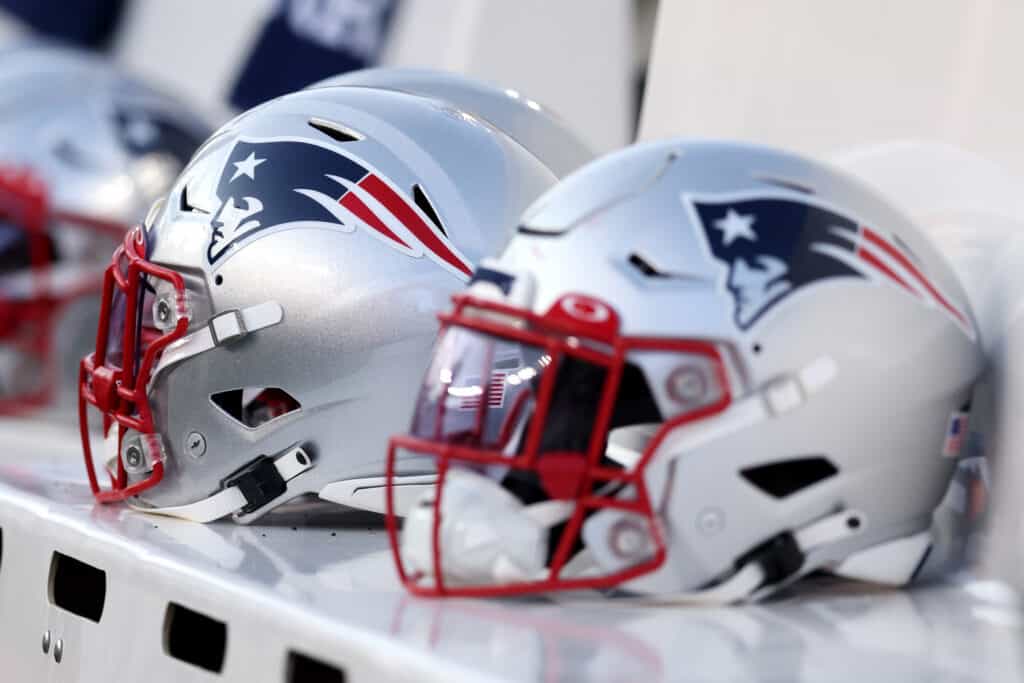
[156,300,172,324]
[124,445,143,469]
[186,432,207,459]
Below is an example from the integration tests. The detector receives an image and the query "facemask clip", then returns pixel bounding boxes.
[120,432,166,475]
[152,289,193,333]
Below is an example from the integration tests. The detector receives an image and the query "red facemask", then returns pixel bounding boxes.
[78,226,190,502]
[386,291,733,598]
[0,166,124,415]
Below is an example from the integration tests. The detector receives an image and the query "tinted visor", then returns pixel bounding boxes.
[102,270,163,383]
[97,242,167,387]
[408,325,673,476]
[410,327,548,452]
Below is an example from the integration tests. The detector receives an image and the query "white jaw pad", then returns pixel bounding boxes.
[401,469,567,586]
[127,446,312,523]
[150,301,284,382]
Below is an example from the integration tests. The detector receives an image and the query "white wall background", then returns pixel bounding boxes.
[640,0,1024,176]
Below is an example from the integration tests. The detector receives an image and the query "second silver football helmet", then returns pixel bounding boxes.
[79,70,591,522]
[390,140,984,602]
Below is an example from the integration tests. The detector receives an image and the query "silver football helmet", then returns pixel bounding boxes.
[391,140,985,602]
[78,71,592,522]
[0,44,210,414]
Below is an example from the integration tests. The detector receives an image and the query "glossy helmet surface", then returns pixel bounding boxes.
[0,43,210,414]
[79,70,592,523]
[391,139,984,602]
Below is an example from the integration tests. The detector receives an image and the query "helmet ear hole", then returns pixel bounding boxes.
[740,456,839,498]
[210,387,301,428]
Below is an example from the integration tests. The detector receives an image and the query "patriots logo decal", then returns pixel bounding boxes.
[688,194,974,339]
[205,138,473,279]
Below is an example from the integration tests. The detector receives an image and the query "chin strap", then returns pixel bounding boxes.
[553,508,867,606]
[127,446,313,523]
[615,508,866,606]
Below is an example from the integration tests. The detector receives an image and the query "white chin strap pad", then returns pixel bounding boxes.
[401,469,573,585]
[128,447,312,523]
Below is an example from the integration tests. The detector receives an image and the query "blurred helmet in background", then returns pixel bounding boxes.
[391,139,985,602]
[0,43,211,414]
[310,67,592,178]
[79,69,592,523]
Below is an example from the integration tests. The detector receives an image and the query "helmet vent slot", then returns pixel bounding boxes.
[740,456,838,498]
[412,184,446,236]
[286,651,347,682]
[628,252,668,278]
[179,183,209,214]
[308,117,363,143]
[211,387,301,428]
[755,175,815,195]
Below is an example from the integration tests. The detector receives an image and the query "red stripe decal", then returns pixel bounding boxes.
[360,174,473,277]
[339,191,410,249]
[857,245,917,296]
[863,227,967,325]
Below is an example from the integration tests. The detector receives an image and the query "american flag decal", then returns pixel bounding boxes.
[942,411,969,458]
[459,371,507,410]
